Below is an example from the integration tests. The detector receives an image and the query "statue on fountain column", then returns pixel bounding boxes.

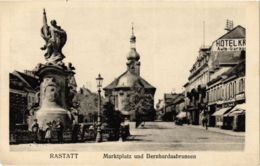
[40,9,67,65]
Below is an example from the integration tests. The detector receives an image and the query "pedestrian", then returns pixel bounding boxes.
[204,115,208,130]
[202,116,205,127]
[71,120,79,143]
[31,119,39,143]
[45,122,52,143]
[56,118,64,143]
[124,117,131,137]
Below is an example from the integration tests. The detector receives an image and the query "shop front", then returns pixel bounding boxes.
[223,103,245,131]
[212,106,232,128]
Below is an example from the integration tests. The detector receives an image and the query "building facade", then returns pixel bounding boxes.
[207,25,246,129]
[9,70,39,130]
[184,46,211,125]
[183,22,246,129]
[208,59,245,130]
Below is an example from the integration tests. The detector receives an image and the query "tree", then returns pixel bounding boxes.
[123,87,155,127]
[102,100,122,129]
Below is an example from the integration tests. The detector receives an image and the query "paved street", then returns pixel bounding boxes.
[10,122,244,151]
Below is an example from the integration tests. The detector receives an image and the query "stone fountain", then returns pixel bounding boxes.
[32,9,77,130]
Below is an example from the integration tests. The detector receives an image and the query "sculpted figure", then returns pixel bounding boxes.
[41,9,67,64]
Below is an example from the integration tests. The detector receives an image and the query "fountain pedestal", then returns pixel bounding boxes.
[35,65,74,129]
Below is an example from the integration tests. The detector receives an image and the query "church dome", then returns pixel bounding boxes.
[127,48,140,61]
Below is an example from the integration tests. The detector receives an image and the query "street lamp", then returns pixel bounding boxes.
[96,73,103,143]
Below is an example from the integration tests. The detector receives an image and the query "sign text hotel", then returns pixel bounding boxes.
[215,39,246,51]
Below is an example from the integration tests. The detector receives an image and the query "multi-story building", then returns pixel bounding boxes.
[156,92,185,121]
[184,46,211,125]
[161,93,179,121]
[207,25,246,128]
[183,21,246,128]
[9,70,39,130]
[208,59,245,130]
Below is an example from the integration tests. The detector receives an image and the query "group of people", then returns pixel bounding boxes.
[31,118,64,143]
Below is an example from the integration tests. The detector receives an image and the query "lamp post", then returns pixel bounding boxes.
[96,73,103,143]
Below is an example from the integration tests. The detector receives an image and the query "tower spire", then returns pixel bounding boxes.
[130,22,136,49]
[127,23,140,75]
[131,22,134,36]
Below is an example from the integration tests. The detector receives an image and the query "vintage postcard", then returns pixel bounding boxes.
[0,1,259,166]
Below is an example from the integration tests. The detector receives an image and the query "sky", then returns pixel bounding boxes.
[5,2,246,103]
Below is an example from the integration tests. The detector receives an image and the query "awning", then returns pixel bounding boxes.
[212,107,232,116]
[176,112,187,119]
[228,109,245,116]
[224,104,246,117]
[233,103,246,110]
[120,110,131,115]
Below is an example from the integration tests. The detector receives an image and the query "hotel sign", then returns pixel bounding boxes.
[213,39,246,51]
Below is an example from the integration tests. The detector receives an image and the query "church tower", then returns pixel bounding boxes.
[126,23,141,76]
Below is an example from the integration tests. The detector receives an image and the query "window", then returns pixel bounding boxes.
[209,89,211,102]
[222,86,224,99]
[212,88,216,101]
[214,88,216,101]
[229,83,233,98]
[115,95,118,109]
[242,78,245,91]
[227,84,230,99]
[226,84,228,100]
[216,87,219,100]
[233,81,236,96]
[239,78,244,93]
[206,91,209,102]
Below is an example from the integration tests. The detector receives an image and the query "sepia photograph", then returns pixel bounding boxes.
[0,1,259,166]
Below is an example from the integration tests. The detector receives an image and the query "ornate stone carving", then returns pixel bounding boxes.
[42,77,60,107]
[40,9,67,65]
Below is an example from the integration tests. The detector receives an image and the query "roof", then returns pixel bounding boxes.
[208,59,245,86]
[172,94,185,104]
[10,70,39,90]
[127,48,140,61]
[211,51,243,66]
[103,70,156,90]
[79,86,96,96]
[164,93,178,99]
[218,25,245,39]
[222,59,245,81]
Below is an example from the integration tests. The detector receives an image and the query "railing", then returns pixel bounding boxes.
[10,125,130,144]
